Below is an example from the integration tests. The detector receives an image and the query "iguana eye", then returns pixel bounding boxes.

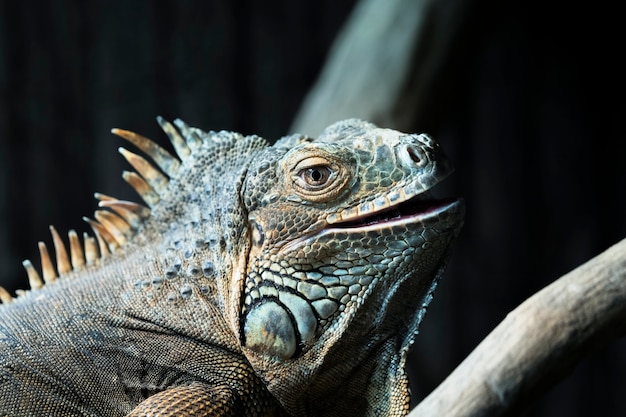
[299,166,333,188]
[287,155,350,203]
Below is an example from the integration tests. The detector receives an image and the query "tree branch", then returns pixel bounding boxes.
[410,237,626,417]
[290,0,461,135]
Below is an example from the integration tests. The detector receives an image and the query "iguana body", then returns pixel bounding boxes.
[0,118,464,416]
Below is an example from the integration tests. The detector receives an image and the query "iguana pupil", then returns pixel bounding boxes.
[304,166,329,185]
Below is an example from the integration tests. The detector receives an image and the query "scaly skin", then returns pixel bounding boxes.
[0,118,464,416]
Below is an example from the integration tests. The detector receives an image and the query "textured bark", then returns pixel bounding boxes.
[410,238,626,417]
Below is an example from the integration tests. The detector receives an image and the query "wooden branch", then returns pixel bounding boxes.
[290,0,439,135]
[410,237,626,417]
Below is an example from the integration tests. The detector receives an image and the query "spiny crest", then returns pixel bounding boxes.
[0,117,224,303]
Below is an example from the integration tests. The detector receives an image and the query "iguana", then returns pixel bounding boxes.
[0,118,464,416]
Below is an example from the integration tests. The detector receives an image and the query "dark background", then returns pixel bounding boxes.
[0,1,624,416]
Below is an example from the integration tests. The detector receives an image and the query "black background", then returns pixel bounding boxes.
[0,1,624,416]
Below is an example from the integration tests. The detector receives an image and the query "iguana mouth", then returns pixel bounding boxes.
[330,195,458,229]
[325,183,461,231]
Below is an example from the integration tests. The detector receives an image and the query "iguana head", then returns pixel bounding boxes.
[238,119,464,416]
